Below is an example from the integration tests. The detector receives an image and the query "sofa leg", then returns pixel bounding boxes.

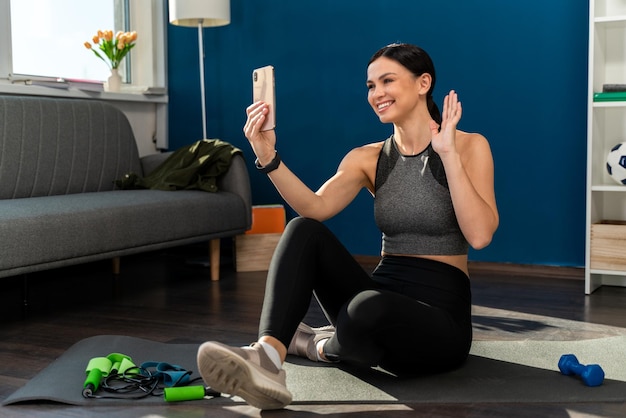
[112,257,121,275]
[210,239,220,281]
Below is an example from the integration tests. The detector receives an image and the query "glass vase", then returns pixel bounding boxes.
[105,69,122,92]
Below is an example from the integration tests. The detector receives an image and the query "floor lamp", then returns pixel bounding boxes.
[169,0,230,279]
[169,0,230,140]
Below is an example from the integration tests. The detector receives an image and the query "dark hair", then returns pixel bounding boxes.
[368,43,441,125]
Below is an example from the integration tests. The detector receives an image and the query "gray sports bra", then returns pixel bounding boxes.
[374,136,468,255]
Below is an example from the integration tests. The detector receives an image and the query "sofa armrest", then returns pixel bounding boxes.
[140,151,252,230]
[218,154,253,229]
[140,151,173,176]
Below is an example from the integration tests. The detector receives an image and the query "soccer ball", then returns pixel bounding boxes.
[606,142,626,185]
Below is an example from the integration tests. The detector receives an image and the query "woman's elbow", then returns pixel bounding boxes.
[469,234,493,250]
[467,222,498,250]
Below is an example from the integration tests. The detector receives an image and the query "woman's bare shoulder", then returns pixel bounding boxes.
[456,130,493,169]
[340,141,384,168]
[348,141,385,157]
[457,130,491,154]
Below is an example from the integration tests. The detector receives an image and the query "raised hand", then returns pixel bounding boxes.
[243,101,277,166]
[430,90,462,156]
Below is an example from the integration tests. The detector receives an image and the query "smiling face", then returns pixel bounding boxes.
[366,56,431,125]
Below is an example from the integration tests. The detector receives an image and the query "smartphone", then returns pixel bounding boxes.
[252,65,276,131]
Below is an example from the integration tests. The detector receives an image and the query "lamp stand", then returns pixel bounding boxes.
[197,20,208,139]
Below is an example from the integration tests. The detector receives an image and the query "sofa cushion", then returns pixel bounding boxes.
[0,190,248,272]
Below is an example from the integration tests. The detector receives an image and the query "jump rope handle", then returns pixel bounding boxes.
[164,386,220,402]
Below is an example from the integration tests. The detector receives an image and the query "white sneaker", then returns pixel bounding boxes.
[197,341,292,410]
[287,322,336,362]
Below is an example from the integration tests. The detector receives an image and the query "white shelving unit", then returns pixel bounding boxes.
[585,0,626,294]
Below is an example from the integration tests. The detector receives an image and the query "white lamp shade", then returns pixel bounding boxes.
[169,0,230,27]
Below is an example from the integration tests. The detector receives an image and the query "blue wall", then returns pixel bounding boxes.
[168,0,589,267]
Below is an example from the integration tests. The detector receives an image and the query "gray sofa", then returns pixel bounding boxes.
[0,95,252,281]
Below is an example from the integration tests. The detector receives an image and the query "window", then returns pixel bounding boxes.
[0,0,166,89]
[10,0,122,82]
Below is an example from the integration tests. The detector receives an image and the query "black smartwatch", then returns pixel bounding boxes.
[255,151,281,174]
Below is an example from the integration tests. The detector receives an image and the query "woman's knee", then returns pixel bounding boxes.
[271,217,329,263]
[344,290,387,326]
[273,218,315,248]
[279,217,331,247]
[284,217,326,235]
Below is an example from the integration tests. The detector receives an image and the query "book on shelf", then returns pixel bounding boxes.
[10,74,69,89]
[593,91,626,102]
[602,84,626,92]
[142,86,167,95]
[124,85,167,95]
[64,78,104,92]
[9,74,104,91]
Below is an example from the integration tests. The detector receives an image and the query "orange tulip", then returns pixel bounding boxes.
[85,28,137,70]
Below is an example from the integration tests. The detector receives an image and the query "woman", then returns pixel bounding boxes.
[197,43,499,410]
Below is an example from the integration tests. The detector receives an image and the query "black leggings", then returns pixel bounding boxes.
[258,217,472,376]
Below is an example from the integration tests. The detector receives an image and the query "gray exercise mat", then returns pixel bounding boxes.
[3,334,626,407]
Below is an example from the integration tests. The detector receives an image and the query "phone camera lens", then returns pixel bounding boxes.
[253,72,258,82]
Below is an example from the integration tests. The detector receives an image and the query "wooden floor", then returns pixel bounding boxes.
[1,242,625,417]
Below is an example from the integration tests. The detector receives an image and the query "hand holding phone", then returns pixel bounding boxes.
[252,65,276,131]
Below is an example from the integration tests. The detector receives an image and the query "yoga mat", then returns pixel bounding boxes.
[472,305,626,342]
[4,332,626,407]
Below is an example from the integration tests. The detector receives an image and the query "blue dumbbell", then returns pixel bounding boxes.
[558,354,605,387]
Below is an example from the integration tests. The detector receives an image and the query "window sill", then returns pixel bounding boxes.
[0,81,168,104]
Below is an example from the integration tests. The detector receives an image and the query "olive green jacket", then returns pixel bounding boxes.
[115,139,242,192]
